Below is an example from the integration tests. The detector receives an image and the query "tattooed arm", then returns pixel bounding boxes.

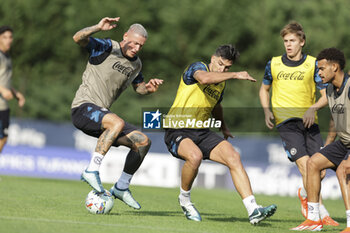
[72,17,120,47]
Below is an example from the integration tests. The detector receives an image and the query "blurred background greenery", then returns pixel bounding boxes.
[2,0,350,133]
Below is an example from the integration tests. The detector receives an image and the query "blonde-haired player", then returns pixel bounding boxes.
[259,21,338,226]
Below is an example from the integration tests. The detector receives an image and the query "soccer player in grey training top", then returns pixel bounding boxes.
[292,48,350,232]
[71,17,163,209]
[0,26,25,153]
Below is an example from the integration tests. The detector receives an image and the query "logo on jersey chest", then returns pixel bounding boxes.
[331,103,345,114]
[203,85,221,101]
[112,61,133,78]
[277,71,305,80]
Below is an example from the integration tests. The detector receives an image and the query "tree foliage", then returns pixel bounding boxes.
[1,0,350,132]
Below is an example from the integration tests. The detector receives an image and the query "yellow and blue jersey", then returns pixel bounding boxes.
[165,62,225,128]
[263,54,327,126]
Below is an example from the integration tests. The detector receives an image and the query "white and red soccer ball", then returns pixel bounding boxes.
[85,190,114,214]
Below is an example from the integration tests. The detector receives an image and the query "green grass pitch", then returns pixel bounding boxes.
[0,175,345,233]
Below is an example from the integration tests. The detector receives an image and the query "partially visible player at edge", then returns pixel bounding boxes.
[0,26,25,153]
[164,44,277,224]
[71,17,163,209]
[292,48,350,232]
[259,21,338,226]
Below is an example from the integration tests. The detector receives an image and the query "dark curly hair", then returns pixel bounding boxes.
[214,44,240,62]
[317,48,345,70]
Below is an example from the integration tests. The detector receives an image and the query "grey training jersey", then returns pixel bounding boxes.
[71,38,142,109]
[327,74,350,148]
[0,51,12,110]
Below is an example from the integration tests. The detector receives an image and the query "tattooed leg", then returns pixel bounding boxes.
[95,113,124,155]
[117,131,151,174]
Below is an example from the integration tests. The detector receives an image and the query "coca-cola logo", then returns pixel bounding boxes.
[112,61,133,78]
[331,104,345,114]
[277,71,305,80]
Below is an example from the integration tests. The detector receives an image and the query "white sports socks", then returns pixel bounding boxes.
[86,152,104,172]
[307,202,320,221]
[116,172,133,190]
[179,187,191,206]
[243,195,259,216]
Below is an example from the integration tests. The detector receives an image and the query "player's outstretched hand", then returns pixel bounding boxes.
[98,17,120,31]
[235,71,256,82]
[145,79,164,93]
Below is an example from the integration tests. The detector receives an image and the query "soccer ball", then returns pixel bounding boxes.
[85,190,114,214]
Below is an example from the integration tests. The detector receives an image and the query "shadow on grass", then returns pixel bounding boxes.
[109,210,181,217]
[110,210,346,231]
[111,210,233,218]
[331,217,345,223]
[206,215,286,226]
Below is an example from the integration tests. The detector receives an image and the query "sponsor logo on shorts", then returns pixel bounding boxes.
[175,136,182,142]
[290,148,297,156]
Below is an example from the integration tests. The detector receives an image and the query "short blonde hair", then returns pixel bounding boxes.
[280,21,306,44]
[128,24,148,38]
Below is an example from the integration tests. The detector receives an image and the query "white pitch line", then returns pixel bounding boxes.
[0,215,213,233]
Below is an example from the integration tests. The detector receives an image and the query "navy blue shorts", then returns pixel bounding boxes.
[0,109,10,139]
[277,119,323,162]
[71,103,137,146]
[164,128,224,160]
[318,140,350,169]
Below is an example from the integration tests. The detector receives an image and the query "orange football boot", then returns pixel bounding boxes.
[321,215,339,226]
[290,219,323,231]
[297,187,308,219]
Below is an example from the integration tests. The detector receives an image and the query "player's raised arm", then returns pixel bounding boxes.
[193,45,255,85]
[194,69,256,85]
[72,17,120,47]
